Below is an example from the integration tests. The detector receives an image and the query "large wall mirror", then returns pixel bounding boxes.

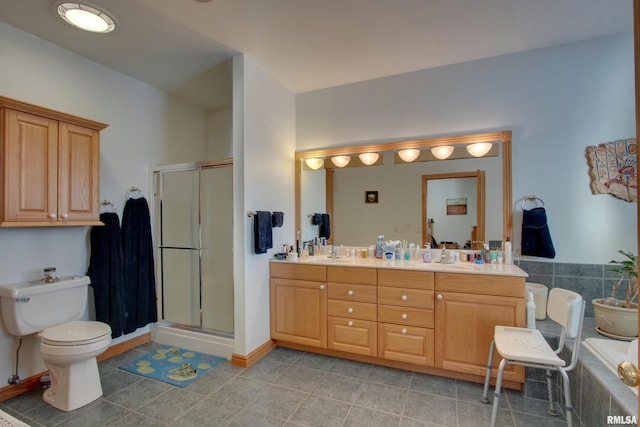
[295,130,512,248]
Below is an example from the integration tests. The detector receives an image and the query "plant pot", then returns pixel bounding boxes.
[592,299,638,339]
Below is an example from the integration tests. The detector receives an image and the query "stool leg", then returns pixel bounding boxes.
[546,369,557,416]
[480,340,495,404]
[559,368,573,427]
[490,359,507,427]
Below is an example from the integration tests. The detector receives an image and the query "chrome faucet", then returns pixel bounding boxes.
[328,245,339,258]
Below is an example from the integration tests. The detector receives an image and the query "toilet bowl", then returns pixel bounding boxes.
[39,321,111,411]
[0,276,112,412]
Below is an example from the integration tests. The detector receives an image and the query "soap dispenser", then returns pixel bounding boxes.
[423,244,432,263]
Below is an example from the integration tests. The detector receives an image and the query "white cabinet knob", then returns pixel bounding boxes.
[347,290,354,296]
[401,314,408,320]
[48,213,56,219]
[401,329,407,335]
[347,321,353,327]
[437,294,443,300]
[61,213,69,219]
[401,295,407,301]
[319,285,325,290]
[347,307,353,314]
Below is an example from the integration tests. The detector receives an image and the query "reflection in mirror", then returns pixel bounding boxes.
[296,130,512,248]
[422,171,485,250]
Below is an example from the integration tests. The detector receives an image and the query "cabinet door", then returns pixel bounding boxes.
[378,323,434,366]
[270,277,327,348]
[4,109,58,222]
[58,122,100,222]
[328,317,377,356]
[435,291,525,382]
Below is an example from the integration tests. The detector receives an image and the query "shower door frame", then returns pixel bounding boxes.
[154,159,234,338]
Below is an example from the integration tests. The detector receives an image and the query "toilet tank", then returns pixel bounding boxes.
[0,276,90,337]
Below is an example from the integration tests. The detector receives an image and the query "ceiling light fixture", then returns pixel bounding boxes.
[331,155,351,168]
[466,142,493,157]
[305,158,324,170]
[398,149,420,163]
[57,2,117,33]
[430,146,455,160]
[358,152,379,166]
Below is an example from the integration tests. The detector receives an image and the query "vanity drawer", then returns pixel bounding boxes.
[328,266,377,285]
[328,316,377,356]
[328,282,377,303]
[328,299,377,321]
[435,273,525,297]
[378,287,433,309]
[378,305,434,328]
[378,323,434,366]
[378,269,434,290]
[270,263,326,282]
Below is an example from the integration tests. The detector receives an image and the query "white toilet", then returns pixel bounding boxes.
[0,275,111,411]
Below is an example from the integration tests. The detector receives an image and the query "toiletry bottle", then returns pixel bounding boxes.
[375,235,384,259]
[526,291,536,329]
[423,244,432,263]
[504,238,513,265]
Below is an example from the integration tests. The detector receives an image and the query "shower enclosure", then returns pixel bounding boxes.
[154,160,234,338]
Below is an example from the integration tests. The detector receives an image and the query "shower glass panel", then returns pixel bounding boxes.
[156,161,234,337]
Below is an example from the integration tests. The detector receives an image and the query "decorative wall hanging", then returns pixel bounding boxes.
[365,191,378,204]
[446,198,467,215]
[585,138,637,202]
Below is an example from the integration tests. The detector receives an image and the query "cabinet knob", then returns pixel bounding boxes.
[347,290,354,296]
[347,307,353,314]
[48,213,57,219]
[401,329,407,335]
[401,314,408,320]
[319,285,325,290]
[401,295,407,301]
[437,294,443,300]
[61,213,69,219]
[347,321,353,327]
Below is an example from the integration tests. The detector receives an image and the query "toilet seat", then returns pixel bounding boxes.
[39,320,111,346]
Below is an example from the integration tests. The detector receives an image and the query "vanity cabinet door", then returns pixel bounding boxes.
[270,277,327,348]
[434,291,525,382]
[378,323,434,366]
[328,317,377,356]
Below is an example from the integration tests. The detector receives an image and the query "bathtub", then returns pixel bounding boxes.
[583,337,638,395]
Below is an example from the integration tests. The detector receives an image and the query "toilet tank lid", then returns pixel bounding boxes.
[40,321,111,343]
[0,275,90,299]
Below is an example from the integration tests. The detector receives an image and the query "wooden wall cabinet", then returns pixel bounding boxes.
[434,273,526,383]
[0,97,107,227]
[270,263,327,348]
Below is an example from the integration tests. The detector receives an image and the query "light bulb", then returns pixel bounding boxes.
[331,155,351,168]
[358,152,379,166]
[466,143,492,157]
[398,149,420,162]
[430,146,455,160]
[305,158,324,170]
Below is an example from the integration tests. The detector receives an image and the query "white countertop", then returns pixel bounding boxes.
[272,256,528,277]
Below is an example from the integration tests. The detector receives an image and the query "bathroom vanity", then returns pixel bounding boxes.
[270,258,528,387]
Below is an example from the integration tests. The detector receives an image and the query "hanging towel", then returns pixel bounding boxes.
[122,197,158,334]
[311,213,331,239]
[521,207,556,258]
[254,210,273,254]
[272,211,284,227]
[87,212,126,338]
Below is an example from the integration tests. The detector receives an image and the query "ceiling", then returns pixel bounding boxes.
[0,0,633,109]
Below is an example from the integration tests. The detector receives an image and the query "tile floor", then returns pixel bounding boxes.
[0,343,568,427]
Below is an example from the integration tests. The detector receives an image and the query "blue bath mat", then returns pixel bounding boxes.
[119,346,225,388]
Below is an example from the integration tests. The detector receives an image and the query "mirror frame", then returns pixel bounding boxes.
[295,130,513,244]
[422,170,486,249]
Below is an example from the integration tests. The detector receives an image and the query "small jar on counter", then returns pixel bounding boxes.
[44,267,57,283]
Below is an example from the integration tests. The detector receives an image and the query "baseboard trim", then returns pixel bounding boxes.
[231,339,276,368]
[0,332,152,402]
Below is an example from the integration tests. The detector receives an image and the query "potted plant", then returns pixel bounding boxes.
[592,250,638,339]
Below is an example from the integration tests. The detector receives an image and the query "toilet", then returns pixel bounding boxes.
[0,275,111,411]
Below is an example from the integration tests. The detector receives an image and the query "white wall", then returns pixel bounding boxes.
[234,56,296,355]
[297,34,636,264]
[0,22,209,386]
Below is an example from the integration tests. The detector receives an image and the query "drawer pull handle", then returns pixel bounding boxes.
[49,213,57,219]
[319,285,325,290]
[437,294,443,300]
[401,295,407,301]
[401,329,407,335]
[348,290,354,296]
[348,321,353,327]
[347,307,353,314]
[61,213,69,219]
[401,314,408,320]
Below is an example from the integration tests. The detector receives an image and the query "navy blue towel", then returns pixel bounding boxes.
[254,211,273,254]
[521,207,555,259]
[122,197,158,334]
[87,212,126,338]
[312,213,331,239]
[272,211,284,227]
